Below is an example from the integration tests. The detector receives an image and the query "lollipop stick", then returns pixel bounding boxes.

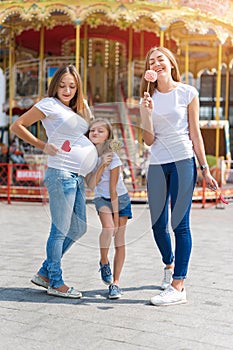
[219,192,228,204]
[147,82,150,93]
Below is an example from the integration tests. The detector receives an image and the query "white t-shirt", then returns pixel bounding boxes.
[35,97,98,176]
[149,83,198,164]
[94,153,128,198]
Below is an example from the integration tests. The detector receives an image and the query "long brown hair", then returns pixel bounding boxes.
[48,64,92,122]
[140,46,181,97]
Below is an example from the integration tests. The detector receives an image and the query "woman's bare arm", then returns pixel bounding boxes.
[140,92,155,146]
[188,95,218,190]
[10,106,58,155]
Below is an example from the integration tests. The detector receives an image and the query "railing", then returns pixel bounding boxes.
[5,56,84,103]
[0,162,47,204]
[1,161,232,205]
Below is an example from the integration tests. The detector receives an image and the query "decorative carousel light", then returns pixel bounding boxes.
[115,42,120,66]
[37,13,48,21]
[105,40,109,68]
[2,11,19,23]
[19,12,31,21]
[88,39,93,67]
[120,12,136,24]
[108,13,119,21]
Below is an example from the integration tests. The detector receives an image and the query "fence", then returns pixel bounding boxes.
[0,162,47,204]
[1,161,232,205]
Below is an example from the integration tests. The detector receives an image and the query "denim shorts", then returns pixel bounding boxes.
[93,192,132,219]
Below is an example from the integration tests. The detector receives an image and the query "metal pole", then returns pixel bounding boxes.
[140,31,144,61]
[185,39,189,84]
[9,30,14,129]
[39,24,44,98]
[38,24,44,138]
[224,63,229,120]
[127,26,133,100]
[75,20,81,72]
[83,23,88,97]
[215,44,222,182]
[160,28,164,47]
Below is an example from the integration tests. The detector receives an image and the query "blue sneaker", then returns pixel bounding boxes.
[108,284,121,299]
[99,262,113,285]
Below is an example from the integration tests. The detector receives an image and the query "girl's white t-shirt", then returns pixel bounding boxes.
[94,153,127,198]
[35,97,98,176]
[149,83,198,164]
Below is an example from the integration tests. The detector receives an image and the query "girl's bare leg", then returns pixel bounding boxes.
[99,208,114,264]
[112,216,128,285]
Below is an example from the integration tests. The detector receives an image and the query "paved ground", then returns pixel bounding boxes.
[0,199,233,350]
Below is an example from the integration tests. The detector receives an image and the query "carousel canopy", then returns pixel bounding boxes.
[1,0,233,76]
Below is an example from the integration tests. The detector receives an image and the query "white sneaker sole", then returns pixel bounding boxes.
[108,294,121,299]
[150,299,187,306]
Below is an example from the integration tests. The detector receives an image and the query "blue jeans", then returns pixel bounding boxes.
[38,168,87,288]
[147,158,197,280]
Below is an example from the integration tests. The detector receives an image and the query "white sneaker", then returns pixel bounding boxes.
[150,286,187,306]
[161,268,173,290]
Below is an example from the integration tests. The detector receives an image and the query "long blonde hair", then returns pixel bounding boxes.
[48,64,92,122]
[140,46,181,97]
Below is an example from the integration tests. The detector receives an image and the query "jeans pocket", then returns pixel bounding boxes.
[118,193,130,209]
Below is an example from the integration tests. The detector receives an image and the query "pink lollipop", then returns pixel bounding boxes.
[144,70,157,93]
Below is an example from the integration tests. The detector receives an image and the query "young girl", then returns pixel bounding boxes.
[86,118,132,299]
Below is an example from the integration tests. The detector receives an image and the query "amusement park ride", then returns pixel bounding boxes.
[0,0,233,204]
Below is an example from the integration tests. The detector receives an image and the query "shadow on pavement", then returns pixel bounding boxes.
[0,285,161,305]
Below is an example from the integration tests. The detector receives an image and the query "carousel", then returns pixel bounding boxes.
[0,0,233,205]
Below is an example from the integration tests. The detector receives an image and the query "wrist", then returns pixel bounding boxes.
[100,160,106,168]
[200,164,209,174]
[39,140,46,151]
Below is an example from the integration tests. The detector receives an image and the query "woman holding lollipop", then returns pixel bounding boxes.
[140,46,218,306]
